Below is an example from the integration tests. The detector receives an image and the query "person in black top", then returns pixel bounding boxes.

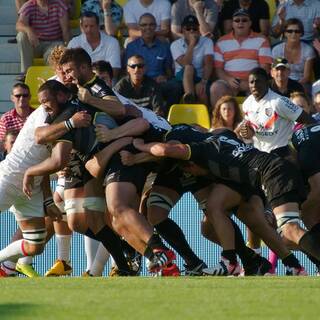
[219,0,270,36]
[133,124,320,275]
[292,124,320,240]
[114,55,166,116]
[270,57,305,98]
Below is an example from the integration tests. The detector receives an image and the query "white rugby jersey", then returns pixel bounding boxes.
[0,106,50,188]
[242,89,302,152]
[113,90,171,131]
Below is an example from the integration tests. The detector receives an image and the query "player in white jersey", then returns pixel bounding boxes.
[241,68,315,154]
[0,92,91,275]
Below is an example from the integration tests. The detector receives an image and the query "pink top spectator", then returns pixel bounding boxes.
[19,0,68,41]
[0,108,33,142]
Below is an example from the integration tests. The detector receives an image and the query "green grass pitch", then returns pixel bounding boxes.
[1,277,320,320]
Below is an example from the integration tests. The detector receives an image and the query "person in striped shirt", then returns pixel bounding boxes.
[209,8,272,111]
[16,0,71,80]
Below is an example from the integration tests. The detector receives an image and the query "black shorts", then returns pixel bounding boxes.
[104,153,154,195]
[261,157,306,208]
[297,141,320,180]
[153,166,212,195]
[64,152,93,190]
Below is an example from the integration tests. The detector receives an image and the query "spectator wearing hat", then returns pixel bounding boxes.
[170,15,214,104]
[209,8,272,111]
[220,0,270,36]
[270,57,304,98]
[171,0,219,39]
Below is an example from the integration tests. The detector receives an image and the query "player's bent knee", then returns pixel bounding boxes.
[22,228,47,255]
[276,211,301,235]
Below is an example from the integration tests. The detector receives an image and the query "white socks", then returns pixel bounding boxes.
[0,239,28,263]
[56,234,71,262]
[84,236,99,271]
[90,243,110,276]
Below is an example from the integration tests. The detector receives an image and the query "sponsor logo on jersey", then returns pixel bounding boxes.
[265,107,273,117]
[310,125,320,133]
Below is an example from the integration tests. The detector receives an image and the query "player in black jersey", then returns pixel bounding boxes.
[292,124,320,249]
[133,124,320,275]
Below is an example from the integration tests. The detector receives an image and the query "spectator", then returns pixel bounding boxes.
[271,0,320,43]
[81,0,123,36]
[170,15,213,105]
[125,13,182,114]
[114,55,166,115]
[16,0,71,81]
[0,83,33,150]
[272,18,315,89]
[0,131,18,162]
[68,11,121,79]
[220,0,270,36]
[270,57,305,97]
[92,60,113,87]
[171,0,219,39]
[123,0,171,41]
[209,9,272,111]
[47,45,69,83]
[210,95,243,130]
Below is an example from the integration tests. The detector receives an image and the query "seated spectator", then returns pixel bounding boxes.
[16,0,71,81]
[210,95,243,130]
[270,57,304,97]
[209,9,272,111]
[171,0,219,39]
[220,0,270,36]
[0,131,18,162]
[125,13,182,114]
[271,0,320,43]
[68,11,121,79]
[123,0,171,42]
[114,55,166,115]
[92,60,113,87]
[81,0,123,36]
[170,15,213,105]
[0,83,33,150]
[272,18,315,89]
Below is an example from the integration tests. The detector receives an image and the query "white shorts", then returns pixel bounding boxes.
[0,179,44,221]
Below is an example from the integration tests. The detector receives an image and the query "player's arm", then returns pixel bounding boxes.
[35,111,91,144]
[23,142,72,198]
[296,110,317,125]
[85,137,133,178]
[77,86,126,117]
[95,118,150,143]
[120,150,158,166]
[133,138,190,160]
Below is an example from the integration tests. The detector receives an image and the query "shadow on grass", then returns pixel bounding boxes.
[0,303,38,319]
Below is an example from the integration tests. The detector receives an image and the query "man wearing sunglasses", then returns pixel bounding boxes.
[209,8,272,111]
[0,83,33,151]
[171,15,213,105]
[114,54,166,116]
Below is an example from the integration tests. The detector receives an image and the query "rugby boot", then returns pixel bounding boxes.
[203,257,241,276]
[45,259,72,277]
[16,263,40,277]
[185,261,207,276]
[147,249,176,273]
[160,263,180,276]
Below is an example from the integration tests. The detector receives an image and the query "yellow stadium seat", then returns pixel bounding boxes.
[25,66,55,108]
[266,0,277,21]
[116,0,128,6]
[167,104,210,129]
[69,0,81,29]
[236,96,246,107]
[32,58,45,66]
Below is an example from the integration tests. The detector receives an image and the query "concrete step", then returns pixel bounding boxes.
[0,36,16,44]
[0,0,16,7]
[0,74,19,101]
[0,63,20,74]
[0,43,20,62]
[0,6,17,25]
[0,24,16,36]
